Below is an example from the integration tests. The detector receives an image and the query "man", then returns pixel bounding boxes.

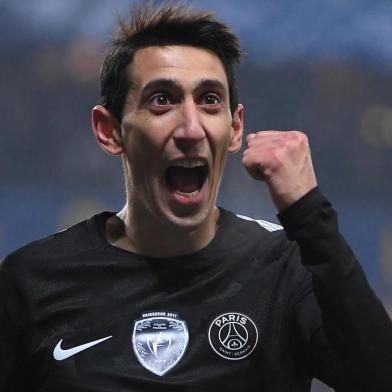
[1,3,391,391]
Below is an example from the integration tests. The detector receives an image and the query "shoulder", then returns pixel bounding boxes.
[218,207,291,256]
[1,213,105,276]
[219,208,306,287]
[221,207,284,240]
[235,213,283,233]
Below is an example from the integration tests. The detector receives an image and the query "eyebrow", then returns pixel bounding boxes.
[140,78,228,97]
[141,78,180,96]
[195,79,227,96]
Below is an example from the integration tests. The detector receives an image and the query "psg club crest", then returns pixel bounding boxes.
[132,312,189,376]
[208,312,258,360]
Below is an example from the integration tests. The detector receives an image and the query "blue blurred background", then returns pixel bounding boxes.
[1,1,392,389]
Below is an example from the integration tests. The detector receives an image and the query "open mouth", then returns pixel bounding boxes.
[165,158,209,197]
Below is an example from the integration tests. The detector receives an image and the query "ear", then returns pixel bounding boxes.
[228,104,244,153]
[91,105,123,155]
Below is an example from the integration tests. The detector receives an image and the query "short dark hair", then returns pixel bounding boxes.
[100,2,241,122]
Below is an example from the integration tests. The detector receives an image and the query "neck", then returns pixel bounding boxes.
[106,202,220,258]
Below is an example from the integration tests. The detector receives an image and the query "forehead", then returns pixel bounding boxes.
[128,45,229,90]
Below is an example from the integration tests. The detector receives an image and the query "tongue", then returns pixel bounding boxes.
[167,167,201,193]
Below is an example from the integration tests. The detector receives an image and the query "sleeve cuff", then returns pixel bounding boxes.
[277,186,331,240]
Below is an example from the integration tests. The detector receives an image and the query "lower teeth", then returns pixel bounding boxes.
[175,189,200,198]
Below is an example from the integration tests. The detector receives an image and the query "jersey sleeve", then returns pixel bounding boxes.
[278,187,392,391]
[0,257,32,391]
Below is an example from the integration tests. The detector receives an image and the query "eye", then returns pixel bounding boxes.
[150,93,171,106]
[202,93,220,105]
[147,93,174,114]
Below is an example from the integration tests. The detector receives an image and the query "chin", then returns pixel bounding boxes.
[160,204,214,232]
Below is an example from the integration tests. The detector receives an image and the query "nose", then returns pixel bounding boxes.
[173,101,206,149]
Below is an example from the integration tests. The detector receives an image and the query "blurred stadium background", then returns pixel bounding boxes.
[1,1,391,390]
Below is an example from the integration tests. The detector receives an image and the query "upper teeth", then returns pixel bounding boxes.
[170,158,206,168]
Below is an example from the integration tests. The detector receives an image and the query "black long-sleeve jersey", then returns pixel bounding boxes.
[1,188,391,391]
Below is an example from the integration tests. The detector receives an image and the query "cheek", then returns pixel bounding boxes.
[122,123,165,165]
[209,124,233,161]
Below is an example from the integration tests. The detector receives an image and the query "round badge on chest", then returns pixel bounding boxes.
[208,312,259,360]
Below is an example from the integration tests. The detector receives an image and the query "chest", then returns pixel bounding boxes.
[28,252,304,391]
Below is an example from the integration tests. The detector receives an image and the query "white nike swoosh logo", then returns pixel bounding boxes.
[53,335,112,361]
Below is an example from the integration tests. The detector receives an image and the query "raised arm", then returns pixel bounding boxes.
[243,130,392,391]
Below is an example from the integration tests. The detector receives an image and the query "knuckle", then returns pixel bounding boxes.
[289,130,303,141]
[286,130,308,149]
[246,133,255,142]
[294,130,308,144]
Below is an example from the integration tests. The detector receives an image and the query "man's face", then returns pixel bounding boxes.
[119,45,243,230]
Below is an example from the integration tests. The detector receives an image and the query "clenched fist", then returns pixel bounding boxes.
[242,130,317,212]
